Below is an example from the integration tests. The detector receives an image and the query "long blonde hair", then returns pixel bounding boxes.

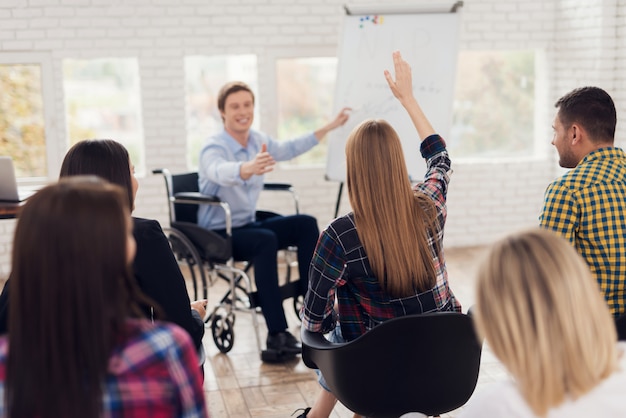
[475,228,618,416]
[346,119,439,296]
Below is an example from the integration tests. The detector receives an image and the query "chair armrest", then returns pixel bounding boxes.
[301,327,344,369]
[301,328,335,349]
[152,168,164,174]
[263,182,293,191]
[174,192,221,204]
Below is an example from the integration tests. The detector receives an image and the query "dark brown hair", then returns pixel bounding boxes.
[7,177,145,418]
[60,139,135,209]
[555,86,616,143]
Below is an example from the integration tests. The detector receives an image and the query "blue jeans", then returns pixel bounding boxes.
[227,214,319,333]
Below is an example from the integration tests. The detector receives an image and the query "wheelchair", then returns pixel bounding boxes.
[153,168,304,362]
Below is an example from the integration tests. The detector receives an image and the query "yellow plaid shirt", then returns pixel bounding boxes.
[540,147,626,316]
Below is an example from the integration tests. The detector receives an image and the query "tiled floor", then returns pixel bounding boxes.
[198,246,510,417]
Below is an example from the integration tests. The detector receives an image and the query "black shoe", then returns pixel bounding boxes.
[266,331,302,354]
[260,349,297,363]
[292,407,310,417]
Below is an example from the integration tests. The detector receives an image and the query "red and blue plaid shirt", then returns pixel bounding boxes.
[301,134,461,342]
[0,319,208,417]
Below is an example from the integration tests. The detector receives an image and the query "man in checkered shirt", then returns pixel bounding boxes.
[540,86,626,317]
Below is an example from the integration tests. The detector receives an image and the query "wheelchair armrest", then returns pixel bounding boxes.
[263,182,293,191]
[172,192,234,234]
[262,183,299,214]
[173,192,221,204]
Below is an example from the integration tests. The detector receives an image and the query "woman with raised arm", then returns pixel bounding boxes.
[3,178,208,417]
[296,51,461,418]
[459,228,626,418]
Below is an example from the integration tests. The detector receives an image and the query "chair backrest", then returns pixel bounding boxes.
[171,172,200,224]
[302,311,482,418]
[167,171,232,263]
[616,313,626,341]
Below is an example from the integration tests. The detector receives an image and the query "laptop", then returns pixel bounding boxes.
[0,156,38,202]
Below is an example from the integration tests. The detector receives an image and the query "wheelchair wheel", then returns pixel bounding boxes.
[163,227,208,301]
[211,313,235,353]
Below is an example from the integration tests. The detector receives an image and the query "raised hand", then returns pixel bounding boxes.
[384,51,435,139]
[384,51,414,104]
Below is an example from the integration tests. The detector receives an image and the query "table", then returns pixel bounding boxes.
[0,202,21,219]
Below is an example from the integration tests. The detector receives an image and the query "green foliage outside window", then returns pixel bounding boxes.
[276,57,337,166]
[0,64,46,177]
[450,51,536,157]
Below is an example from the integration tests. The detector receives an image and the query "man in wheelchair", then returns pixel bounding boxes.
[198,81,350,356]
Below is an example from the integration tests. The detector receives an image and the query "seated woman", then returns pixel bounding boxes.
[3,177,207,417]
[0,139,206,353]
[459,228,626,417]
[297,51,461,418]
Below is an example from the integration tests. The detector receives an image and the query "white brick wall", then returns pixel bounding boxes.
[3,0,626,279]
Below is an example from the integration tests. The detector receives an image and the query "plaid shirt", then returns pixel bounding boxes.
[540,147,626,316]
[0,319,208,418]
[301,134,462,342]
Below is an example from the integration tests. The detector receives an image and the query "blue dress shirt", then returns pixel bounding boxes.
[197,129,318,230]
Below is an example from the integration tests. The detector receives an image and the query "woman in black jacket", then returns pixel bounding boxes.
[0,139,205,351]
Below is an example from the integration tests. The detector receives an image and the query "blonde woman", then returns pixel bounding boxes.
[296,51,461,418]
[460,228,626,418]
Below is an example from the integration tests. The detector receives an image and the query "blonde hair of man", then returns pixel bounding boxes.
[474,228,618,416]
[345,119,440,296]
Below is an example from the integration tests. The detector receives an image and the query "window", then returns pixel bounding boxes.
[63,58,145,174]
[185,54,258,169]
[0,53,53,179]
[276,57,337,166]
[450,50,539,158]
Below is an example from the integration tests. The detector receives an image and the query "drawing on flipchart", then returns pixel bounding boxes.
[337,82,444,124]
[326,12,460,182]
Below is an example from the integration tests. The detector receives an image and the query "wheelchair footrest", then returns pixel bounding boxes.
[279,280,302,301]
[247,291,259,309]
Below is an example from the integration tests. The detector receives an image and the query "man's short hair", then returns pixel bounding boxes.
[555,86,616,142]
[217,81,255,113]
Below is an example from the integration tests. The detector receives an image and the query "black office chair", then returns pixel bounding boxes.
[153,168,303,361]
[616,312,626,341]
[301,311,483,418]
